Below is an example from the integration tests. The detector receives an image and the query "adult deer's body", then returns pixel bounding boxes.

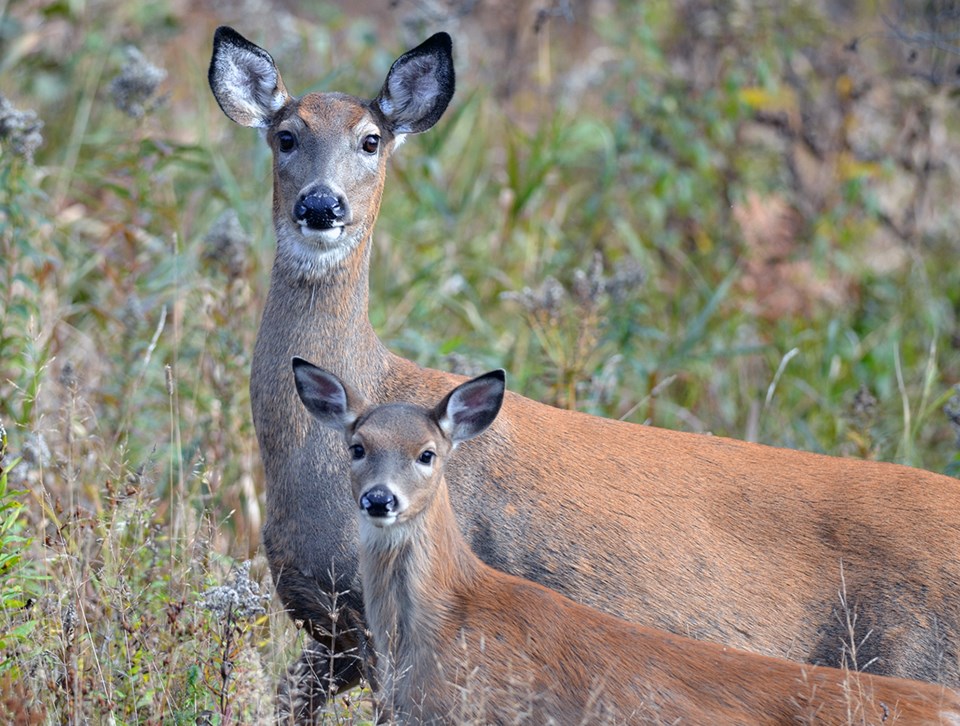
[208,26,960,708]
[293,361,960,725]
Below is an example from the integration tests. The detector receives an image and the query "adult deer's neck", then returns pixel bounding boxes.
[251,232,391,470]
[360,482,481,665]
[265,232,382,353]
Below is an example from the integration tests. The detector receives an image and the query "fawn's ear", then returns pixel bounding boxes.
[292,358,364,432]
[373,32,455,138]
[209,26,290,128]
[436,370,505,446]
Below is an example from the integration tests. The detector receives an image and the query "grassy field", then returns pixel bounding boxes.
[1,0,959,722]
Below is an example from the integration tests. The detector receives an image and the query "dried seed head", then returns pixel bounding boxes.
[572,252,606,307]
[21,433,50,468]
[121,294,145,336]
[852,384,878,421]
[61,601,78,641]
[58,360,79,392]
[607,257,647,304]
[501,277,567,320]
[539,277,566,315]
[109,46,168,118]
[0,94,44,163]
[200,561,269,621]
[203,209,251,279]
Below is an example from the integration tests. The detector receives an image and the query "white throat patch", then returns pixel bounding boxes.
[274,222,358,282]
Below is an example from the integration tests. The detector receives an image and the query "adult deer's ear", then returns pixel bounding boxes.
[374,32,455,137]
[436,370,505,446]
[208,26,290,128]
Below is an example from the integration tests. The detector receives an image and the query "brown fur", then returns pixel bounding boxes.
[294,369,960,725]
[208,27,960,707]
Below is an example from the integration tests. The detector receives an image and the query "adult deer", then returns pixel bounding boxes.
[208,25,960,716]
[292,359,960,725]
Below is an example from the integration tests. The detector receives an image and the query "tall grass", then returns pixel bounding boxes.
[0,0,958,721]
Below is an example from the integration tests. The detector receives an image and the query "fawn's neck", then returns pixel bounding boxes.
[359,481,482,667]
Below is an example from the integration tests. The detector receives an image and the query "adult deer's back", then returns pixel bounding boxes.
[207,26,960,704]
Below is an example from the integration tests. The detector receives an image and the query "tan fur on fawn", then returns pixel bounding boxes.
[208,27,960,711]
[293,360,960,725]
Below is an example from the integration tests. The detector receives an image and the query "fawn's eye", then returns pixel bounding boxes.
[417,450,436,465]
[276,130,297,153]
[350,444,365,461]
[361,134,380,154]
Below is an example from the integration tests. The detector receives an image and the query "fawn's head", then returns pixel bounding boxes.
[208,27,455,280]
[292,358,505,528]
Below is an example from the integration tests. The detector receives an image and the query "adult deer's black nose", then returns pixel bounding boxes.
[294,192,347,230]
[360,486,397,518]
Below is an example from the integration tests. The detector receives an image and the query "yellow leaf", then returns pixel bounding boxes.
[835,75,853,99]
[838,152,880,181]
[738,86,797,113]
[694,228,713,254]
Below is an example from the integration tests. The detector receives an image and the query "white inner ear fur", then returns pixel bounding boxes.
[437,412,455,439]
[380,56,441,133]
[218,50,285,127]
[438,393,472,442]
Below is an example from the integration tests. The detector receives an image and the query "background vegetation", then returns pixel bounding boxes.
[1,0,958,721]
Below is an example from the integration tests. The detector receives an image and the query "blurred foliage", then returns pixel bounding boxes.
[0,0,958,719]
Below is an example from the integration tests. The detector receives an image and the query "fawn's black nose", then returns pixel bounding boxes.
[293,191,347,230]
[360,486,397,518]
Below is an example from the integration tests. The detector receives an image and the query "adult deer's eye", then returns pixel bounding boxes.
[350,444,365,460]
[361,134,380,154]
[417,450,435,465]
[276,130,297,153]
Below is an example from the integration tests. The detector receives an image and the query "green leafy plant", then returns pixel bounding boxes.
[0,422,44,672]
